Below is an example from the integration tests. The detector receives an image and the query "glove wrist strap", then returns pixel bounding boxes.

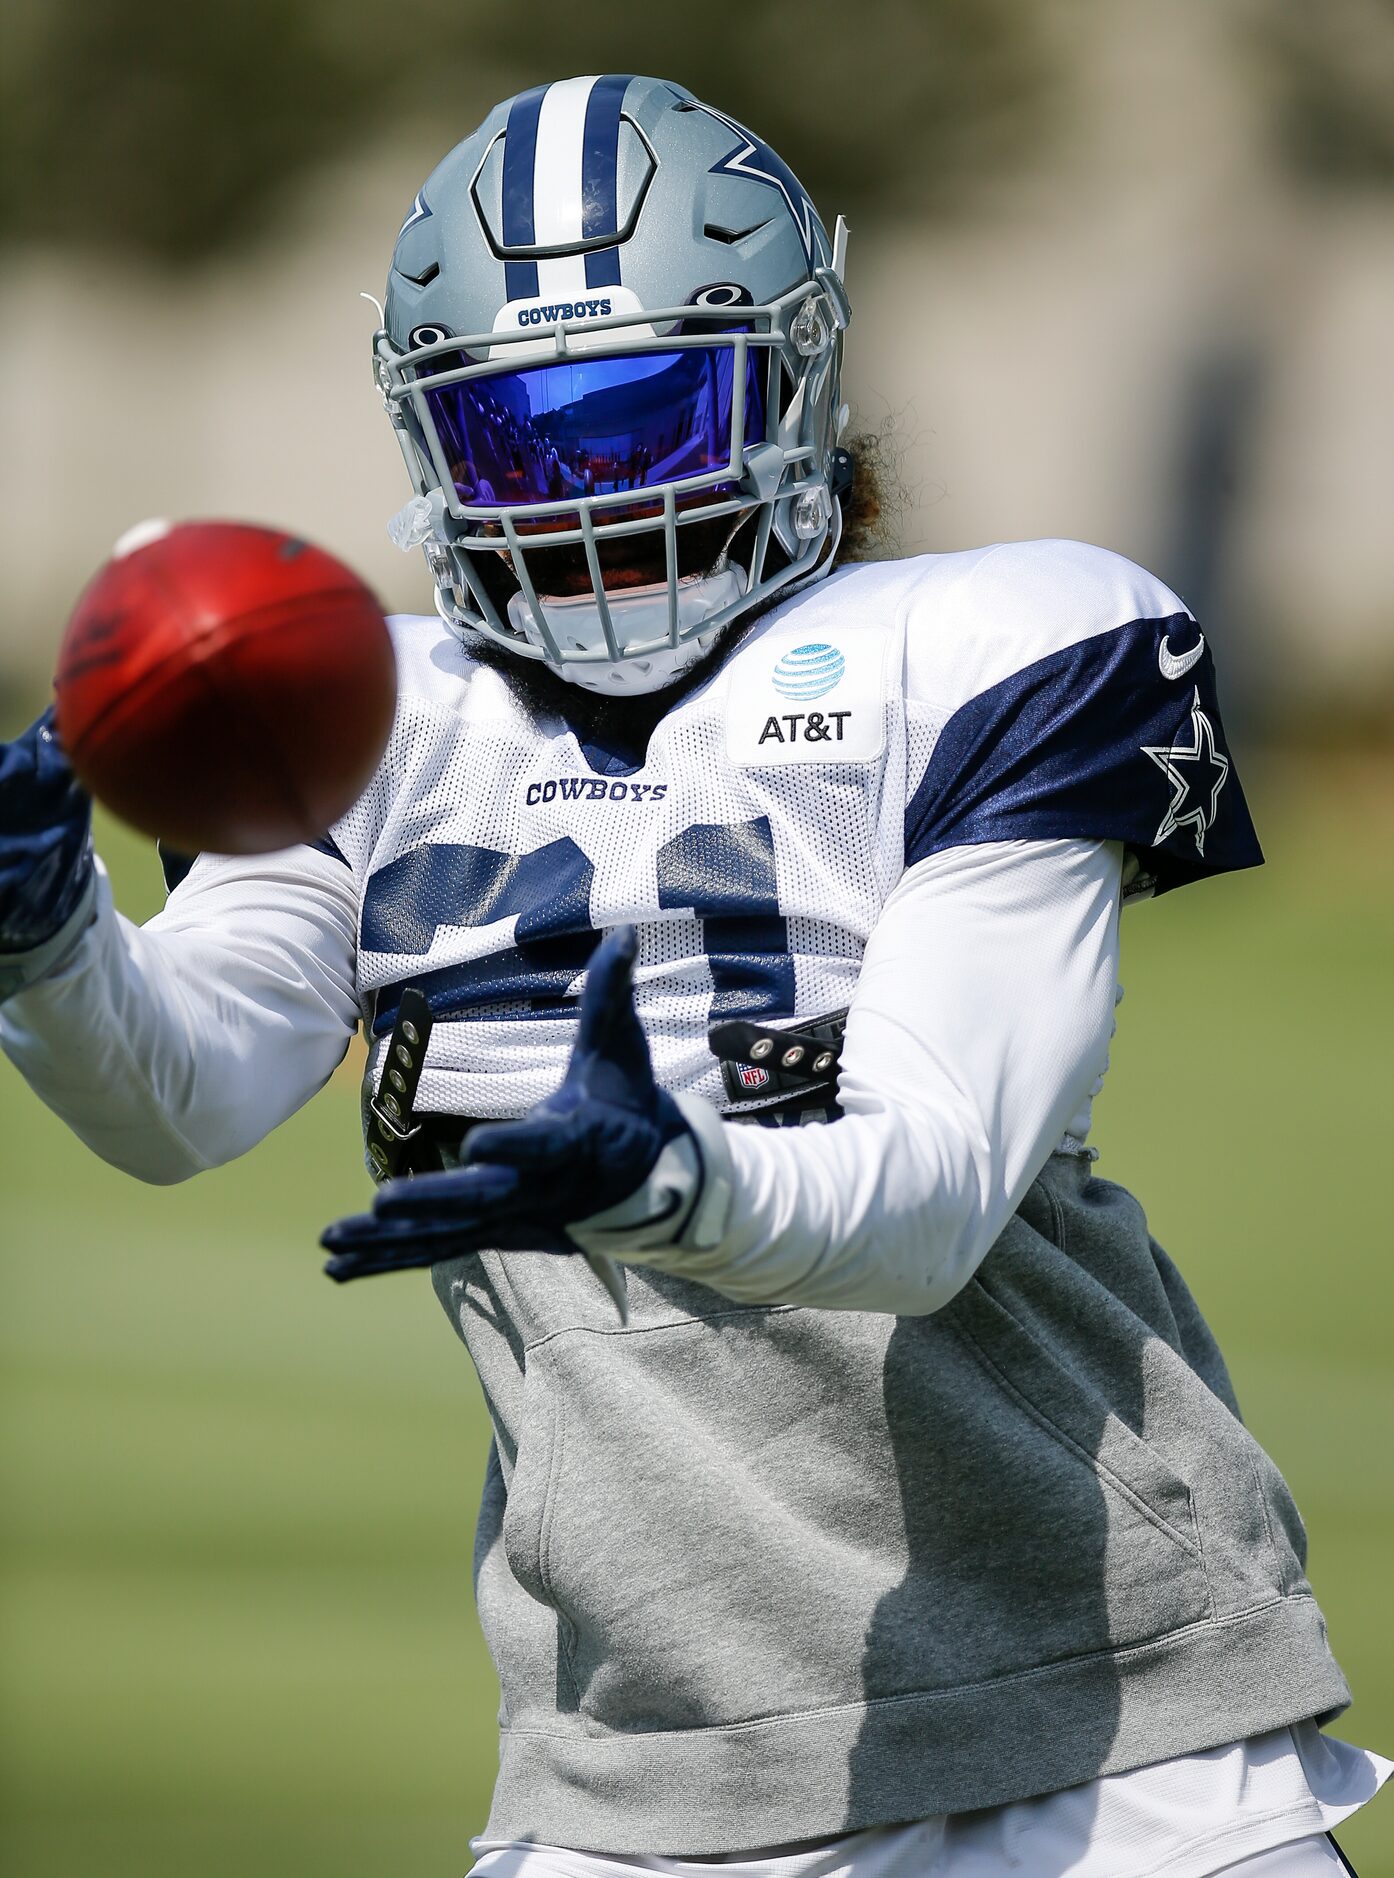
[672,1092,735,1250]
[0,862,97,1004]
[568,1094,734,1263]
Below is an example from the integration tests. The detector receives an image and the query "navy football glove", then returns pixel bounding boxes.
[0,708,95,967]
[321,927,710,1303]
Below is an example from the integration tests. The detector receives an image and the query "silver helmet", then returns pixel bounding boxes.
[374,75,851,695]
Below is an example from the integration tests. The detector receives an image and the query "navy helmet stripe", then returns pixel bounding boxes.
[581,73,631,290]
[585,245,623,289]
[505,257,540,299]
[502,84,546,244]
[580,74,630,238]
[502,83,547,300]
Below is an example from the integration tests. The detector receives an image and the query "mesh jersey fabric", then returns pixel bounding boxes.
[330,539,1258,1136]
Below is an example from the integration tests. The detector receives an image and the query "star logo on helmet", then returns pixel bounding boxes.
[397,190,432,241]
[1142,689,1230,856]
[692,104,829,273]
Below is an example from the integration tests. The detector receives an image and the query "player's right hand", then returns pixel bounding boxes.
[0,707,94,956]
[320,926,711,1303]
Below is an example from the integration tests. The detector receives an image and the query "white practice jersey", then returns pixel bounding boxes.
[335,538,1258,1131]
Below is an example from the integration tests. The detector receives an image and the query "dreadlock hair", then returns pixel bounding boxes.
[834,423,903,565]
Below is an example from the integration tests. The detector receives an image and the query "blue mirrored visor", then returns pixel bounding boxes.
[421,344,765,509]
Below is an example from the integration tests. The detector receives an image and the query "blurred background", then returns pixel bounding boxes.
[1,1,1391,1872]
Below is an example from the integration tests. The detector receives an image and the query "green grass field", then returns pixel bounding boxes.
[2,763,1390,1876]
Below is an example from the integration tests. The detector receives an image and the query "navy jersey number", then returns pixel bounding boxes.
[656,817,794,1020]
[367,817,795,1034]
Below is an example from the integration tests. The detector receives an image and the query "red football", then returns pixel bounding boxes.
[54,520,396,855]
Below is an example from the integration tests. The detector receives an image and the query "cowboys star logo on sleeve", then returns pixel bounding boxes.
[1142,688,1231,857]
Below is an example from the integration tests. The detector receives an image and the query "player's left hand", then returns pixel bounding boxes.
[0,707,94,957]
[321,926,706,1287]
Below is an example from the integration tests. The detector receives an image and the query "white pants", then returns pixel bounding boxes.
[472,1721,1386,1878]
[1219,1842,1351,1875]
[471,1831,1354,1877]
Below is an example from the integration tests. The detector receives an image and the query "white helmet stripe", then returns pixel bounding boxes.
[532,75,601,300]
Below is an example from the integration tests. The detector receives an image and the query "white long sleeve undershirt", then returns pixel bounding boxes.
[0,837,1121,1314]
[600,838,1124,1315]
[0,847,360,1183]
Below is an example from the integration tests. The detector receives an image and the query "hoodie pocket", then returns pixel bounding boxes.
[946,1278,1212,1601]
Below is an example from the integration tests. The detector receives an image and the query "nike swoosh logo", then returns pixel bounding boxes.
[586,1186,687,1244]
[627,1187,686,1234]
[1158,631,1205,680]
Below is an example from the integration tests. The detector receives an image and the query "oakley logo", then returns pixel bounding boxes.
[758,711,853,747]
[525,777,668,806]
[516,298,614,327]
[690,282,754,308]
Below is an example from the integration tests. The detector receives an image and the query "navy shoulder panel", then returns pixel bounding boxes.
[905,615,1263,894]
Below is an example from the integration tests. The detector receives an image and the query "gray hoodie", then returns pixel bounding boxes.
[433,1151,1348,1855]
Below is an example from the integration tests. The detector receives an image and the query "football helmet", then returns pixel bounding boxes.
[374,75,851,694]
